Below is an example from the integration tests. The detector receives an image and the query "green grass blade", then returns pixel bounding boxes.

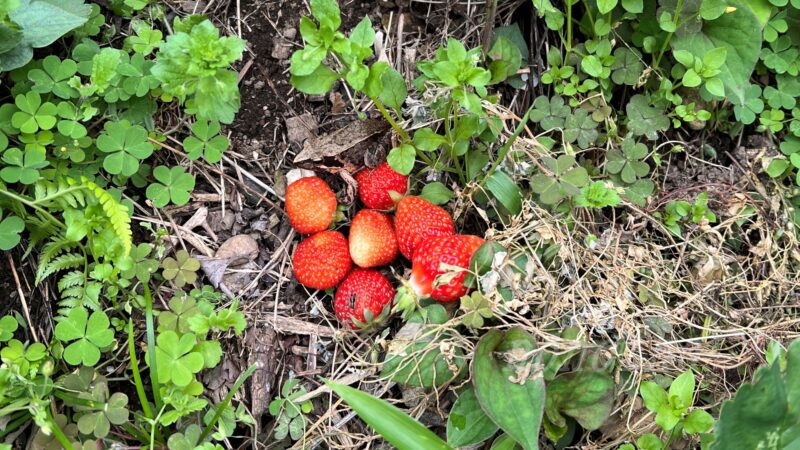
[143,283,163,411]
[198,363,258,443]
[326,381,454,450]
[128,318,154,420]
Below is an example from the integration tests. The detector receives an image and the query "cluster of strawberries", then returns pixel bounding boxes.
[286,162,484,329]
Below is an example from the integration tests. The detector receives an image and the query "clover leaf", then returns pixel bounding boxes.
[531,155,590,204]
[564,109,599,148]
[611,47,644,85]
[606,138,650,183]
[1,148,49,184]
[0,214,24,251]
[183,120,229,163]
[0,315,18,342]
[10,92,58,134]
[530,95,571,130]
[153,331,204,387]
[162,250,200,288]
[120,243,159,282]
[28,55,79,99]
[20,130,54,153]
[119,53,160,97]
[76,391,129,438]
[167,424,203,450]
[54,307,115,366]
[145,166,195,208]
[158,296,200,334]
[96,120,154,176]
[733,84,764,125]
[625,95,670,140]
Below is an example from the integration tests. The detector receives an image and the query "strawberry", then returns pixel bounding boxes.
[285,176,337,234]
[349,210,398,268]
[394,196,455,259]
[334,269,395,329]
[292,231,351,290]
[409,234,485,302]
[355,162,408,210]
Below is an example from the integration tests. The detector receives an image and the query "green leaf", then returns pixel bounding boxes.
[153,330,204,387]
[621,0,643,13]
[146,166,195,207]
[670,2,762,107]
[1,147,48,184]
[0,315,18,342]
[580,55,604,77]
[420,182,454,205]
[387,144,415,175]
[1,0,91,71]
[473,328,545,450]
[327,381,453,450]
[96,120,154,176]
[27,55,79,99]
[576,181,621,208]
[290,45,327,76]
[611,47,644,85]
[545,370,615,430]
[349,16,375,50]
[11,92,57,133]
[183,120,229,163]
[413,127,446,151]
[311,0,341,32]
[683,409,714,434]
[382,305,467,387]
[530,95,570,130]
[669,370,695,411]
[640,381,669,413]
[596,0,617,14]
[291,64,339,95]
[379,67,408,111]
[486,170,522,215]
[447,386,499,447]
[564,109,599,148]
[0,215,24,250]
[55,307,115,366]
[625,95,669,140]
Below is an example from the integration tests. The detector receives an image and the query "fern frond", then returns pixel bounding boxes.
[57,270,85,292]
[57,280,101,314]
[38,252,84,283]
[35,237,78,283]
[68,177,132,256]
[34,179,87,210]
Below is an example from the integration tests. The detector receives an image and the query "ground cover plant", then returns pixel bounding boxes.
[2,0,800,449]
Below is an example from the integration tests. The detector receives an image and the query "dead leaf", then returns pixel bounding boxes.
[216,234,259,266]
[293,118,389,163]
[285,113,319,146]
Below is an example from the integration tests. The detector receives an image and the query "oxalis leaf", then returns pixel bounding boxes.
[670,1,761,107]
[472,327,545,450]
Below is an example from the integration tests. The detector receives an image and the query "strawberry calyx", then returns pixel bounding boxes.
[392,280,421,321]
[350,301,393,331]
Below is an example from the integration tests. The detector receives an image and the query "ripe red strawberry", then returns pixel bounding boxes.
[334,269,395,329]
[285,176,337,234]
[292,231,351,290]
[355,162,408,210]
[409,234,485,302]
[349,210,398,268]
[394,196,455,260]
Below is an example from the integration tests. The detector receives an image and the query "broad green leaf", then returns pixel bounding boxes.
[683,409,714,434]
[379,67,407,111]
[291,64,339,95]
[669,370,695,411]
[473,328,545,450]
[670,2,762,106]
[640,381,669,412]
[486,170,522,215]
[447,386,499,447]
[382,305,467,388]
[621,0,643,13]
[413,127,446,151]
[387,144,415,175]
[597,0,617,14]
[420,182,454,205]
[327,381,453,450]
[545,370,615,430]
